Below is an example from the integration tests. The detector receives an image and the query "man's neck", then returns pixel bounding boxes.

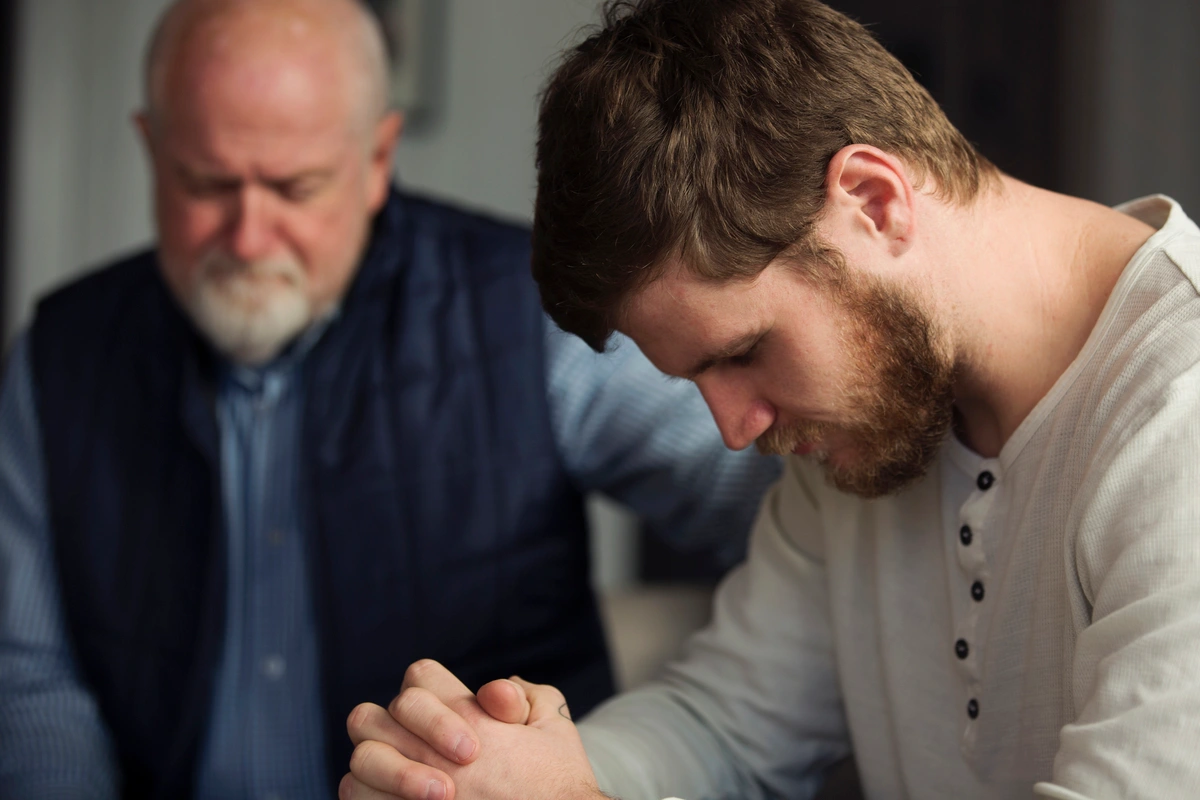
[941,177,1156,457]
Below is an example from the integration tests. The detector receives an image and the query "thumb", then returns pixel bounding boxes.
[510,677,574,730]
[476,678,531,724]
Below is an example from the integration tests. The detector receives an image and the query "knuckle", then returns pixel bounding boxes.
[351,740,416,795]
[348,740,375,775]
[388,763,415,795]
[391,685,429,720]
[403,658,441,687]
[429,713,460,745]
[346,702,377,735]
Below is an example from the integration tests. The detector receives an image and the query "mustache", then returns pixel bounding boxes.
[756,419,832,456]
[198,251,305,286]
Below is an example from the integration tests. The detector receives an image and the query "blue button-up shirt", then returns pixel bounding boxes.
[0,317,780,799]
[194,321,331,799]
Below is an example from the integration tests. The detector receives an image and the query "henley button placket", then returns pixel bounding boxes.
[955,461,998,744]
[971,581,985,602]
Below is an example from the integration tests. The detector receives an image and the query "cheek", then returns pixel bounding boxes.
[157,193,226,255]
[765,347,853,419]
[154,195,227,293]
[282,205,369,294]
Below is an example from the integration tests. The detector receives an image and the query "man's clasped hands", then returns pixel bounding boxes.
[340,660,605,800]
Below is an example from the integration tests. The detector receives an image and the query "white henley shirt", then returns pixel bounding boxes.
[579,196,1200,800]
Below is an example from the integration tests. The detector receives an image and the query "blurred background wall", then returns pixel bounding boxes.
[1,0,1197,680]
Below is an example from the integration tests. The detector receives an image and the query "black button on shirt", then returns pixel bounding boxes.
[955,639,969,659]
[971,581,985,602]
[959,525,973,546]
[976,471,995,491]
[967,699,980,719]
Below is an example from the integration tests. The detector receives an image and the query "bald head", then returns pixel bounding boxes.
[143,0,390,136]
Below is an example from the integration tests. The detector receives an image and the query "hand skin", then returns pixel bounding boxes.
[341,659,608,800]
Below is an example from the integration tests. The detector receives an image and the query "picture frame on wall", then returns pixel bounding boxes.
[364,0,430,113]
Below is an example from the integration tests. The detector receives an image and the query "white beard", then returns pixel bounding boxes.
[181,250,314,365]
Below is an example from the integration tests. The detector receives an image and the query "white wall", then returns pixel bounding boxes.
[394,0,600,222]
[6,0,164,340]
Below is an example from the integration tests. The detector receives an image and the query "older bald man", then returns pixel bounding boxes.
[0,1,779,797]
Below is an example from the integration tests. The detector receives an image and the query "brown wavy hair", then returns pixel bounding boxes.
[532,0,996,350]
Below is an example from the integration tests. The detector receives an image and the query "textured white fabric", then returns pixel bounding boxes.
[579,196,1200,800]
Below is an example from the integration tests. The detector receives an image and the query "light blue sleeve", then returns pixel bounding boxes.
[544,318,782,567]
[0,334,120,798]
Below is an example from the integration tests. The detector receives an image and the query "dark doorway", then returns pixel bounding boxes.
[828,0,1069,191]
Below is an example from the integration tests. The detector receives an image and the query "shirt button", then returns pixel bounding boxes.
[955,639,969,659]
[976,471,995,491]
[971,581,985,602]
[268,529,285,546]
[959,525,973,546]
[262,655,286,680]
[967,698,980,719]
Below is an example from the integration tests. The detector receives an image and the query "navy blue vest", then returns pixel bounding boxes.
[29,191,609,799]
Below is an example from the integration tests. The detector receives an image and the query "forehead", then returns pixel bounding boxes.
[158,17,362,167]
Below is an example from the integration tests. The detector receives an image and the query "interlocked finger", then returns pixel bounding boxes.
[386,685,480,764]
[345,738,454,800]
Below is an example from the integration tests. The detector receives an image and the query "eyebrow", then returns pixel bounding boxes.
[173,159,333,186]
[682,330,764,380]
[261,168,335,186]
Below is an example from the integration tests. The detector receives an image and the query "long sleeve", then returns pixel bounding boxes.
[1036,366,1200,800]
[544,320,781,568]
[0,334,120,798]
[578,458,851,800]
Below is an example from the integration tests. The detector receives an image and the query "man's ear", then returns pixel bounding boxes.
[133,110,157,158]
[823,144,915,258]
[367,110,404,212]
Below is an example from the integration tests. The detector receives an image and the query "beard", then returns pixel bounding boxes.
[756,267,956,499]
[178,249,315,366]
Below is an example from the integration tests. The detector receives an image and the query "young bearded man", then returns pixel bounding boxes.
[340,1,1200,798]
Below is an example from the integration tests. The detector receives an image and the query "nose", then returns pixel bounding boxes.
[227,186,276,262]
[696,374,775,451]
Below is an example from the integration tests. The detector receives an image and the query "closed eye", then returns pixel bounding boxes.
[178,171,240,198]
[269,177,325,203]
[683,328,769,380]
[725,336,764,368]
